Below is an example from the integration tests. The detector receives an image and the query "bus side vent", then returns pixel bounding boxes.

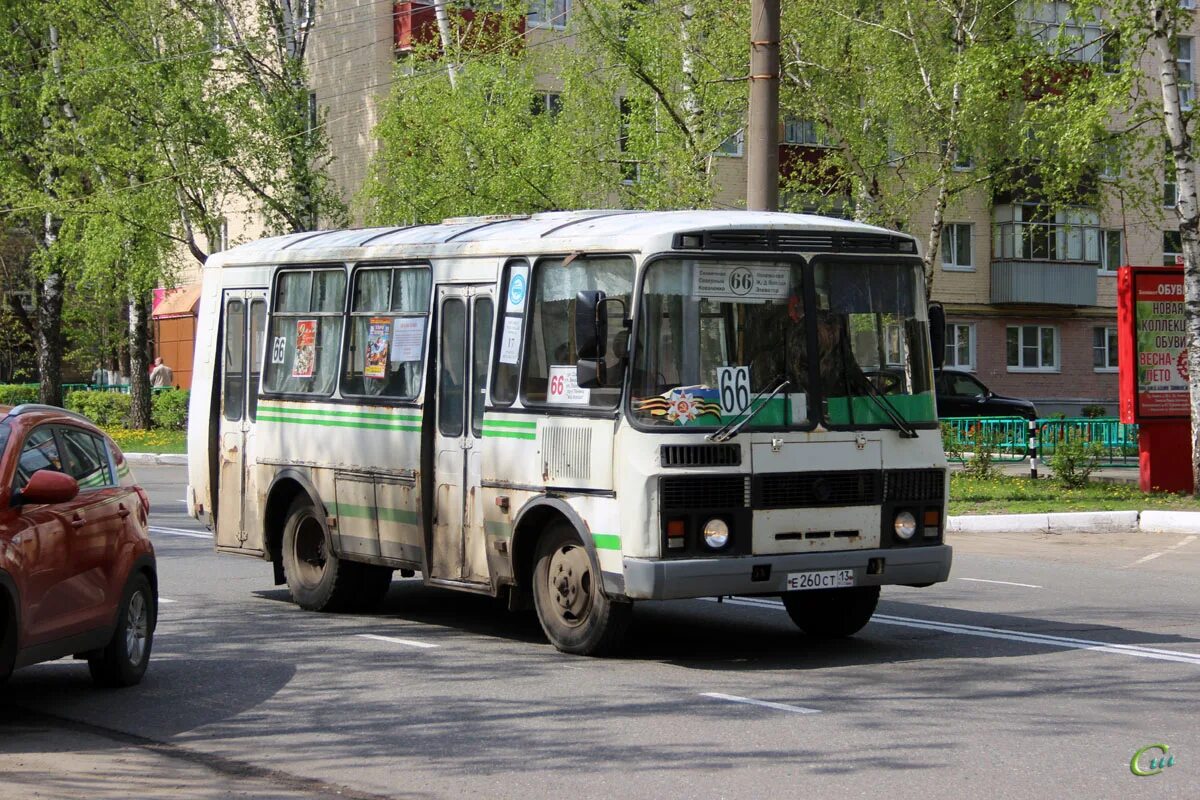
[543,426,592,481]
[660,475,749,509]
[676,230,911,254]
[884,469,945,502]
[660,444,741,467]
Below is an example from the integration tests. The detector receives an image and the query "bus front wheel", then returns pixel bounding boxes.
[281,498,359,612]
[532,523,630,656]
[781,586,880,639]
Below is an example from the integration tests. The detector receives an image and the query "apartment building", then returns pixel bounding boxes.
[299,0,1195,416]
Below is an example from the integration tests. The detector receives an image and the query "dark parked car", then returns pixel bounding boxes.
[0,404,156,686]
[934,369,1038,420]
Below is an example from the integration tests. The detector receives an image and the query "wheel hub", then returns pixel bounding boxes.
[547,544,592,627]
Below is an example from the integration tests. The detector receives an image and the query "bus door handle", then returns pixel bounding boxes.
[462,438,473,450]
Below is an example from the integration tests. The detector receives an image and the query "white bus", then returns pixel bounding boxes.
[187,210,951,654]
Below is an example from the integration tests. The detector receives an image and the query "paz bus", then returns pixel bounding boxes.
[186,210,952,655]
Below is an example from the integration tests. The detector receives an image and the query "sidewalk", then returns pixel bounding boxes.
[949,459,1140,485]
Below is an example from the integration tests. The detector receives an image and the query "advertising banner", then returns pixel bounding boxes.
[1133,272,1187,418]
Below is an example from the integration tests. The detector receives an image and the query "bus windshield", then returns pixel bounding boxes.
[629,257,935,430]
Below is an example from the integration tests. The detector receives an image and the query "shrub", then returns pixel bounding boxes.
[152,389,189,430]
[0,384,39,406]
[962,425,1005,479]
[941,422,966,464]
[1049,437,1102,488]
[1081,404,1107,418]
[67,390,132,428]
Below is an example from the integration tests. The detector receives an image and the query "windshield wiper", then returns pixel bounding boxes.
[857,374,919,439]
[707,379,791,443]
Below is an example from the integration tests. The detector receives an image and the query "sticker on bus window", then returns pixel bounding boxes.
[547,365,590,405]
[390,317,424,363]
[506,265,530,314]
[717,366,750,416]
[365,318,391,378]
[498,315,523,364]
[270,336,287,365]
[693,265,791,302]
[292,320,316,378]
[634,387,722,425]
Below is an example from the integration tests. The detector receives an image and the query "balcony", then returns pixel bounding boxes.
[990,221,1099,306]
[394,2,525,54]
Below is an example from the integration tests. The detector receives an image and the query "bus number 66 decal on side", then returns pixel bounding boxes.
[270,336,288,365]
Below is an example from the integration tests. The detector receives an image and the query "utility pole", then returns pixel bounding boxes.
[746,0,780,211]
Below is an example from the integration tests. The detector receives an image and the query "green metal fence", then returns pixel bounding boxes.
[940,416,1031,463]
[1037,418,1139,467]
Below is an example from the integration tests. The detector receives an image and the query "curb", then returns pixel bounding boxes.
[124,453,187,466]
[949,509,1200,534]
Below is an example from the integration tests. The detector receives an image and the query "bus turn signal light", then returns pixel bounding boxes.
[667,519,686,548]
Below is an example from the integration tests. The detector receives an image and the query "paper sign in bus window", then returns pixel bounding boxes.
[365,318,391,378]
[547,365,590,405]
[390,317,425,363]
[693,265,791,303]
[292,319,317,378]
[506,265,530,314]
[499,315,523,364]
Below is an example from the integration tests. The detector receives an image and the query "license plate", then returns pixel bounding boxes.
[786,569,855,591]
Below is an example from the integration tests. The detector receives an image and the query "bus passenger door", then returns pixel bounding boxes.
[432,285,493,584]
[216,290,267,549]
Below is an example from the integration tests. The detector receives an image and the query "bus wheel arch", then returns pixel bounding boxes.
[511,499,599,599]
[264,471,326,587]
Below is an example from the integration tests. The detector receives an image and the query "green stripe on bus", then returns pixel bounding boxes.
[258,404,421,422]
[592,534,621,550]
[257,413,421,432]
[481,429,537,440]
[482,418,538,430]
[328,502,419,525]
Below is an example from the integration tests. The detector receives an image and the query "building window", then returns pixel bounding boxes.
[1180,36,1194,109]
[716,128,744,157]
[1099,228,1122,273]
[528,0,570,29]
[1006,325,1059,371]
[306,92,318,144]
[783,118,833,147]
[1164,230,1183,265]
[532,92,562,116]
[1018,1,1103,63]
[618,97,638,183]
[217,218,229,252]
[944,323,976,371]
[1098,139,1122,179]
[941,223,974,270]
[1165,145,1179,207]
[993,204,1099,262]
[1093,326,1118,371]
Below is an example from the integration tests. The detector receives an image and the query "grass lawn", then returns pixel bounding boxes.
[103,427,187,455]
[950,473,1200,515]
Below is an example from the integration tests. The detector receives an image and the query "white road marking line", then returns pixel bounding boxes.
[702,596,1200,666]
[148,526,210,539]
[159,598,177,604]
[1126,534,1197,568]
[700,692,820,714]
[357,633,438,649]
[957,578,1043,589]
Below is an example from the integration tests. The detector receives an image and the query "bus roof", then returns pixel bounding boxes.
[209,209,916,267]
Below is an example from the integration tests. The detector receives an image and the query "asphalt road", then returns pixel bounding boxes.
[1,464,1197,799]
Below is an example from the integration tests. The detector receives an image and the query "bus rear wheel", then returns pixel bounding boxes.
[281,498,359,612]
[781,586,880,639]
[532,523,630,656]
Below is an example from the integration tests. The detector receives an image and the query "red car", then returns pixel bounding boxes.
[0,404,156,687]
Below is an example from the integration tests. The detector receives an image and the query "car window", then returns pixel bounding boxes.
[59,427,114,489]
[951,375,986,397]
[14,427,64,491]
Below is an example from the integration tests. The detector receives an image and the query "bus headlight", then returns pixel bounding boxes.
[893,511,917,540]
[702,518,730,549]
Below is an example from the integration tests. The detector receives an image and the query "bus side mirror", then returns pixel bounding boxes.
[575,290,608,360]
[929,302,946,369]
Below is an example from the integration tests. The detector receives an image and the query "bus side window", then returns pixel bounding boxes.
[247,299,266,421]
[263,268,346,397]
[224,299,245,421]
[341,266,431,400]
[491,259,526,406]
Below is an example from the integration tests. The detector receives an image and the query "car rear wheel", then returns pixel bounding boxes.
[781,585,879,639]
[89,573,155,687]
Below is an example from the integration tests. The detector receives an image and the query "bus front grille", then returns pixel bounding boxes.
[660,443,742,467]
[660,475,749,509]
[884,469,945,502]
[752,470,882,509]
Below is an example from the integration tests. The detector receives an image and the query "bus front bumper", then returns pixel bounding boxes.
[621,545,952,601]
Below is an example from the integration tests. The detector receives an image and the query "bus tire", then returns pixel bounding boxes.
[531,522,630,656]
[781,586,880,639]
[281,497,358,612]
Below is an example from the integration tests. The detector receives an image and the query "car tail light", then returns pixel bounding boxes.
[135,487,151,514]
